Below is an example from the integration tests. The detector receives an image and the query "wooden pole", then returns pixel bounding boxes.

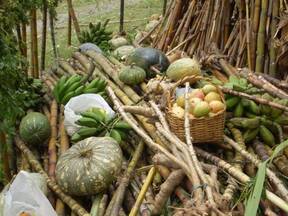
[41,0,48,71]
[67,9,72,46]
[31,8,39,78]
[49,8,58,60]
[67,0,81,41]
[163,0,168,15]
[119,0,125,35]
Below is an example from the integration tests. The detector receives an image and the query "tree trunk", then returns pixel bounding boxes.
[41,0,48,71]
[0,132,11,183]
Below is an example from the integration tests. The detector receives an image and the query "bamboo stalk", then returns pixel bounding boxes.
[31,8,39,78]
[15,137,90,216]
[129,167,156,216]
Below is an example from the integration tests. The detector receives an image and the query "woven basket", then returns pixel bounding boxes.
[165,76,225,144]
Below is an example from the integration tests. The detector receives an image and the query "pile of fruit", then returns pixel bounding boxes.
[71,107,132,143]
[53,75,107,105]
[172,84,226,119]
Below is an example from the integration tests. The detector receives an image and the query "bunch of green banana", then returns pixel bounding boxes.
[53,75,107,105]
[71,107,131,143]
[83,78,106,94]
[53,75,84,104]
[79,19,112,51]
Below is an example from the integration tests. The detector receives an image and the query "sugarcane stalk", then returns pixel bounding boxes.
[224,135,288,202]
[195,147,288,213]
[222,124,245,205]
[110,140,145,215]
[48,99,58,207]
[252,139,270,161]
[41,0,48,71]
[221,87,288,112]
[129,167,156,216]
[255,0,268,72]
[269,0,279,76]
[15,137,90,216]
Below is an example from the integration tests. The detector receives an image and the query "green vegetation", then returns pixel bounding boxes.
[44,0,163,67]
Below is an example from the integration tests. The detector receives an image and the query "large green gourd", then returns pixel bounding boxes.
[127,47,170,77]
[119,65,146,85]
[55,137,123,196]
[19,112,51,145]
[166,58,201,81]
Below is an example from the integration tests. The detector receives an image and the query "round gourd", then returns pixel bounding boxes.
[55,137,123,196]
[166,58,201,81]
[19,112,51,145]
[119,65,146,85]
[127,47,170,77]
[113,45,135,59]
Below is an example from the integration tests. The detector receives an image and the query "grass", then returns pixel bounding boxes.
[43,0,163,69]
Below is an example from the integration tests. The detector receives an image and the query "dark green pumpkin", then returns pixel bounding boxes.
[127,47,170,77]
[55,137,123,196]
[19,112,51,145]
[119,65,146,85]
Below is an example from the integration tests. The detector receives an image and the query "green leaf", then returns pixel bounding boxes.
[268,139,288,166]
[244,161,267,216]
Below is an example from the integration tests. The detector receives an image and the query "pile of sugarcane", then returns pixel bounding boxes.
[152,0,288,79]
[2,42,284,216]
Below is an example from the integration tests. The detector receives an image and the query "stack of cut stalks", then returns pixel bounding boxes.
[153,0,288,79]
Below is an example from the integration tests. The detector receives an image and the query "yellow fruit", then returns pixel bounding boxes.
[204,92,221,103]
[193,101,210,118]
[189,89,205,100]
[171,104,185,118]
[202,84,217,94]
[189,97,202,113]
[176,95,185,108]
[209,101,225,113]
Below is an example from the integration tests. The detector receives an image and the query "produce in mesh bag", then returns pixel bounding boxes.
[19,112,51,145]
[55,137,123,196]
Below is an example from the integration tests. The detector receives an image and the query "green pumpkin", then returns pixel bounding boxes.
[55,137,123,196]
[19,112,51,145]
[166,58,201,81]
[127,47,170,77]
[119,65,146,85]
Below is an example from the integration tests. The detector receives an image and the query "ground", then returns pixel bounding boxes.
[41,0,163,69]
